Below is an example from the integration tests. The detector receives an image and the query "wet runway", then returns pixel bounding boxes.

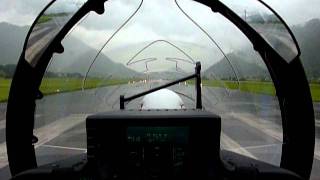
[0,82,319,179]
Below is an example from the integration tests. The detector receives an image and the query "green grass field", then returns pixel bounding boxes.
[0,78,128,102]
[202,80,276,96]
[39,78,128,95]
[37,15,52,24]
[310,83,320,102]
[202,80,320,102]
[37,13,70,24]
[1,78,320,102]
[0,78,11,102]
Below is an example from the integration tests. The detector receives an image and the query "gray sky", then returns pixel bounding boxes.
[1,0,319,73]
[1,0,319,26]
[0,0,50,25]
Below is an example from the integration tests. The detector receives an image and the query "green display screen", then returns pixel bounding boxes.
[127,127,189,144]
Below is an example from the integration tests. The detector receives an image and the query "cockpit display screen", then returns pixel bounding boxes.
[127,127,189,144]
[86,110,221,179]
[126,127,189,177]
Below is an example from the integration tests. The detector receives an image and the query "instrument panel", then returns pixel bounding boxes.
[86,110,221,179]
[127,127,189,178]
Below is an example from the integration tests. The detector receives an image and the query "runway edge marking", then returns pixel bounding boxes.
[231,112,320,160]
[0,114,87,169]
[221,132,257,159]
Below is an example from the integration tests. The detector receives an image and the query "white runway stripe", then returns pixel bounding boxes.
[229,112,320,160]
[0,115,41,131]
[0,143,7,169]
[0,114,87,169]
[229,112,283,141]
[25,28,59,63]
[0,120,5,130]
[316,119,320,127]
[34,114,87,147]
[221,132,257,159]
[40,144,87,152]
[29,27,51,38]
[230,143,280,151]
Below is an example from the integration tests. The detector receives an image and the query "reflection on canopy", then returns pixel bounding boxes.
[25,0,87,67]
[126,40,196,65]
[32,0,284,168]
[27,0,291,106]
[221,0,299,62]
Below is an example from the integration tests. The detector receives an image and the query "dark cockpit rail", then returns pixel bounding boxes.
[6,0,314,179]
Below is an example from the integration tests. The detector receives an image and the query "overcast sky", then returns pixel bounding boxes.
[1,0,319,26]
[1,0,319,73]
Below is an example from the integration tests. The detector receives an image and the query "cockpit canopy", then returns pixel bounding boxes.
[25,0,299,92]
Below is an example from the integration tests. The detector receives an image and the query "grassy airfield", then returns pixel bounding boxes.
[0,78,128,102]
[1,78,320,102]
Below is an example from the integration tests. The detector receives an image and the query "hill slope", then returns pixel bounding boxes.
[203,52,269,81]
[1,19,320,81]
[0,22,29,65]
[47,35,141,78]
[205,18,320,82]
[0,22,141,78]
[292,18,320,81]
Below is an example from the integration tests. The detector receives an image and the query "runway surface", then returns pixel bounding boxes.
[0,82,319,179]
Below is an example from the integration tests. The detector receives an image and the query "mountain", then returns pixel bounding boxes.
[0,22,141,79]
[1,18,320,81]
[292,18,320,81]
[0,64,16,78]
[203,52,269,81]
[0,22,29,65]
[47,35,141,79]
[205,18,320,82]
